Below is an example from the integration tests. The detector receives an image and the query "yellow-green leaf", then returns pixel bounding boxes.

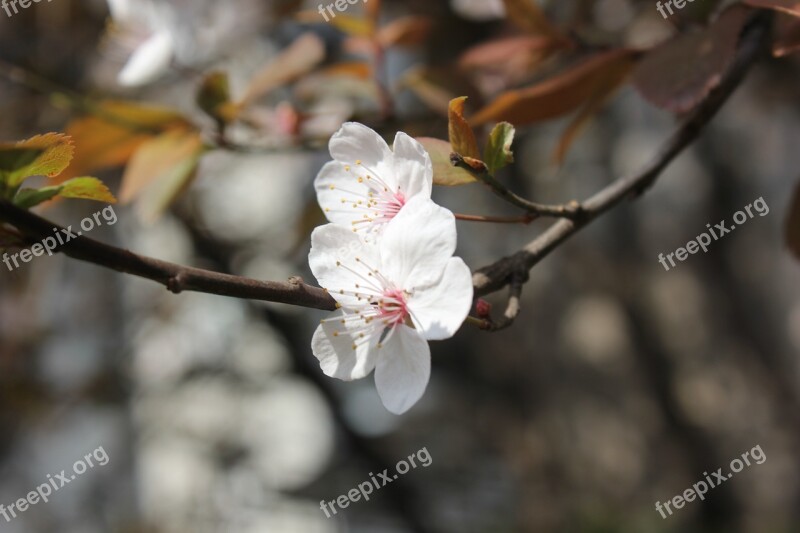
[484,122,515,175]
[417,137,476,186]
[13,177,116,209]
[448,97,480,159]
[59,177,117,203]
[0,133,75,188]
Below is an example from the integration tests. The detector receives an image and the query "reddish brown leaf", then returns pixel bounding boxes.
[742,0,800,16]
[553,59,633,164]
[449,97,480,159]
[787,182,800,259]
[471,49,636,126]
[633,5,752,113]
[459,35,566,91]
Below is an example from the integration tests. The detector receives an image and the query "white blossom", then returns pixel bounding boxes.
[309,197,473,414]
[315,123,433,239]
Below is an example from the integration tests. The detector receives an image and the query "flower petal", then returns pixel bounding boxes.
[374,325,431,414]
[315,161,377,227]
[118,30,174,87]
[312,312,379,380]
[329,123,395,187]
[309,224,383,308]
[379,196,457,289]
[391,132,433,199]
[408,257,473,340]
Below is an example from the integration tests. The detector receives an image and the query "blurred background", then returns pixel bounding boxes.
[1,0,799,531]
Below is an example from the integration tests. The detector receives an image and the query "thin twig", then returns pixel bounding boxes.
[450,153,583,219]
[455,213,536,224]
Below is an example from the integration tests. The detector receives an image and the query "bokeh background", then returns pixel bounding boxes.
[1,0,799,532]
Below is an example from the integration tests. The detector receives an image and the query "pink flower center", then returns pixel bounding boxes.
[382,190,406,219]
[379,288,409,327]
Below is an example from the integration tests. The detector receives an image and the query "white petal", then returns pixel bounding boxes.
[312,312,379,380]
[391,132,432,199]
[309,224,383,307]
[379,196,457,289]
[329,123,396,189]
[118,30,174,87]
[314,161,376,227]
[408,257,473,341]
[374,325,430,414]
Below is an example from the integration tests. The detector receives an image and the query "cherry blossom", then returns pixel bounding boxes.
[315,123,433,238]
[309,197,473,414]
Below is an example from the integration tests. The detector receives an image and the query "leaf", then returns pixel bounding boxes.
[377,16,433,47]
[119,129,205,204]
[501,0,561,38]
[0,133,75,188]
[197,71,231,123]
[237,33,326,110]
[471,49,636,126]
[484,122,515,175]
[554,58,633,164]
[59,101,190,182]
[14,177,116,209]
[417,137,476,186]
[135,149,203,223]
[786,182,800,259]
[632,5,752,113]
[742,0,800,17]
[459,35,564,90]
[59,177,117,203]
[448,97,480,159]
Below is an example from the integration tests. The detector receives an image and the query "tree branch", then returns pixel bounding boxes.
[473,10,772,301]
[0,199,338,311]
[0,11,771,323]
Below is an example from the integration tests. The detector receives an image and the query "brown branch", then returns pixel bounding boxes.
[473,10,772,301]
[0,199,338,311]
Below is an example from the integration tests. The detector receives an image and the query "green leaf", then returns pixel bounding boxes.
[484,122,515,174]
[417,137,476,186]
[13,177,117,209]
[59,177,117,203]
